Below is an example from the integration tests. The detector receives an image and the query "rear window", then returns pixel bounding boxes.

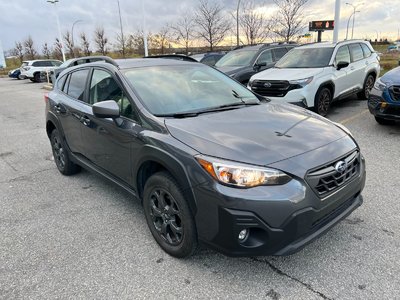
[360,43,372,58]
[66,69,89,101]
[349,44,364,62]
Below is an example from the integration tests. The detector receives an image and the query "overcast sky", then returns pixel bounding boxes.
[1,0,399,52]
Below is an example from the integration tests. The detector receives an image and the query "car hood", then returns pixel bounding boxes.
[381,66,400,85]
[165,103,348,166]
[252,68,324,81]
[216,65,248,75]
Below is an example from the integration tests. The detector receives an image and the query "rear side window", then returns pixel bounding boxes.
[57,74,67,91]
[201,56,217,66]
[360,43,372,58]
[272,48,288,61]
[335,46,351,64]
[349,43,364,62]
[32,61,43,67]
[66,69,89,101]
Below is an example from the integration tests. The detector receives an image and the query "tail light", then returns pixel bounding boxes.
[44,93,49,103]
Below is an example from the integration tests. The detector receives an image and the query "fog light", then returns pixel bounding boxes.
[238,229,249,241]
[381,102,388,108]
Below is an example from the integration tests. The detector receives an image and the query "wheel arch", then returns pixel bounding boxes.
[135,146,198,215]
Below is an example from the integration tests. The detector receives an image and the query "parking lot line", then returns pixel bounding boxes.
[339,109,370,125]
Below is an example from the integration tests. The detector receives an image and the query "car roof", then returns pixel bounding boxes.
[299,40,369,49]
[233,43,297,52]
[114,58,199,69]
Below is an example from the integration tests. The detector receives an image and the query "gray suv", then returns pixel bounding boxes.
[45,58,365,258]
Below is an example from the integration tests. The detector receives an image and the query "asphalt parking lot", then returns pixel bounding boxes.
[1,77,399,299]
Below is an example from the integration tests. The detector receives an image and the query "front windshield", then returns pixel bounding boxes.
[276,48,334,68]
[123,65,259,116]
[215,50,256,67]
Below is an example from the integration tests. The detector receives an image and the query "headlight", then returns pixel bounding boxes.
[374,78,387,91]
[196,155,291,187]
[289,76,313,87]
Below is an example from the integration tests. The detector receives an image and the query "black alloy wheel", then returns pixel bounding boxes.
[50,129,80,175]
[315,87,332,117]
[358,74,375,99]
[143,172,197,258]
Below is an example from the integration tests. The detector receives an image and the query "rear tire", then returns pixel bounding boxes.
[143,171,197,258]
[375,116,395,125]
[34,72,41,83]
[358,74,375,100]
[314,87,332,116]
[50,129,81,175]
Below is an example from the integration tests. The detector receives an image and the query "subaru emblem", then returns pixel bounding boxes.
[264,82,272,88]
[334,161,348,174]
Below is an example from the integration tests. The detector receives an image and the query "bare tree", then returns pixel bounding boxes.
[240,1,271,45]
[80,32,91,56]
[194,0,231,51]
[53,38,63,60]
[13,41,24,63]
[127,30,145,56]
[42,43,52,59]
[94,27,108,55]
[272,0,309,42]
[170,15,194,54]
[23,36,37,60]
[63,31,75,58]
[115,32,127,58]
[152,26,171,54]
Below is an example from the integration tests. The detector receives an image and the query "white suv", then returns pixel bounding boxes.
[248,40,380,115]
[20,60,62,82]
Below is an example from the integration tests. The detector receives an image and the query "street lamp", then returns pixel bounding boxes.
[71,19,83,50]
[47,0,66,62]
[346,10,360,40]
[116,0,125,58]
[346,2,364,39]
[236,0,241,47]
[141,0,148,56]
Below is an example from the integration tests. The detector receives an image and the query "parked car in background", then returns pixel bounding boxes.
[368,66,400,125]
[215,43,296,85]
[190,52,226,66]
[51,56,115,81]
[248,40,380,116]
[20,59,62,82]
[46,58,365,258]
[8,68,21,79]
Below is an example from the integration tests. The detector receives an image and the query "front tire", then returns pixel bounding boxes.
[143,171,197,258]
[358,74,375,99]
[314,87,332,116]
[34,72,41,83]
[50,129,80,175]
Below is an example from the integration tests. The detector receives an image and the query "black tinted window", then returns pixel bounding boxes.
[89,69,134,119]
[349,43,364,62]
[32,61,42,67]
[272,48,288,61]
[257,50,273,64]
[360,43,372,58]
[66,69,89,101]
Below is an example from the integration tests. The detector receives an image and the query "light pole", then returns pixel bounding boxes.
[346,10,359,40]
[346,2,364,39]
[71,19,83,49]
[47,0,66,62]
[116,0,125,58]
[141,0,148,56]
[236,0,241,47]
[333,0,341,43]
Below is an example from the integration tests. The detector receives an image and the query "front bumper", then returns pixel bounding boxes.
[368,87,400,120]
[257,85,316,109]
[193,147,366,256]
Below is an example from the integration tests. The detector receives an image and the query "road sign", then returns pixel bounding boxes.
[309,20,335,31]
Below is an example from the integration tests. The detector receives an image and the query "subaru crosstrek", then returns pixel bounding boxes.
[368,66,400,125]
[248,40,380,116]
[46,58,366,258]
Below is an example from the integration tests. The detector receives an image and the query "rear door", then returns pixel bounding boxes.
[348,43,366,91]
[53,68,90,154]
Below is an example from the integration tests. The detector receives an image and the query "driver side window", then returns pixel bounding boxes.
[256,50,273,65]
[335,46,351,65]
[89,69,135,120]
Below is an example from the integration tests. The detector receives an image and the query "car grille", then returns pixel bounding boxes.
[251,80,291,97]
[389,85,400,101]
[306,150,360,198]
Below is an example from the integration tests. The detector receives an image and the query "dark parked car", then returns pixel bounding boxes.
[46,58,365,258]
[368,66,400,125]
[51,56,115,82]
[8,68,21,79]
[191,52,226,66]
[215,43,297,85]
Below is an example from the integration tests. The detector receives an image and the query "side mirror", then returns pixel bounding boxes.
[336,61,349,70]
[253,62,266,71]
[92,100,120,119]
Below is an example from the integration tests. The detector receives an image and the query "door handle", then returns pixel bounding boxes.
[350,67,355,71]
[81,116,91,126]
